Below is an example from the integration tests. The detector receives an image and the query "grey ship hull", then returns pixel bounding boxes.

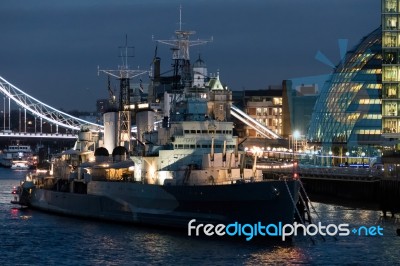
[28,180,300,228]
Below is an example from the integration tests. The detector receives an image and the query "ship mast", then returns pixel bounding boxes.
[98,36,148,151]
[156,6,211,92]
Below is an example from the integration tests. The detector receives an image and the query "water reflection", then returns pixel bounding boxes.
[311,202,382,226]
[244,245,310,265]
[1,168,400,264]
[10,207,19,218]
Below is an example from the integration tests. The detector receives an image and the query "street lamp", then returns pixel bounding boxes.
[328,151,333,167]
[345,152,350,167]
[293,130,300,152]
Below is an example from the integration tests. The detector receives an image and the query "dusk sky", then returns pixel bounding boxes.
[0,0,380,111]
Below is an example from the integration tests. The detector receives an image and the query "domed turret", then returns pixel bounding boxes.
[94,147,109,157]
[112,146,128,162]
[94,147,109,163]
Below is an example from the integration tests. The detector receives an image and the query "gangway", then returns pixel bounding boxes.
[230,105,281,139]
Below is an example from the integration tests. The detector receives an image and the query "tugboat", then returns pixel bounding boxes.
[13,15,301,234]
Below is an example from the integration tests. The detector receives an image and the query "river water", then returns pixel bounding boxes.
[1,168,399,265]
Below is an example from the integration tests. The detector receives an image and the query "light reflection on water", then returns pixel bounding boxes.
[1,168,400,265]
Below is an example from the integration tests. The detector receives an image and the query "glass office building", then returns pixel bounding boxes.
[382,0,400,143]
[307,27,383,156]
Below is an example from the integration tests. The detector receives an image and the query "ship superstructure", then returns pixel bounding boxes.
[131,9,248,185]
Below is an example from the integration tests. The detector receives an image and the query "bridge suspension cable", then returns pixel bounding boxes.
[230,104,282,139]
[0,76,103,131]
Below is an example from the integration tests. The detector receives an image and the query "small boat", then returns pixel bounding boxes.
[11,160,30,170]
[1,144,35,168]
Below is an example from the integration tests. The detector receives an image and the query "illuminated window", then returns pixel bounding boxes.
[348,113,360,121]
[272,98,282,105]
[385,102,398,116]
[363,114,382,119]
[383,66,399,81]
[359,99,381,104]
[383,32,398,47]
[384,119,398,133]
[383,51,398,64]
[358,130,381,135]
[349,84,363,92]
[386,17,398,29]
[366,84,382,89]
[384,84,398,98]
[384,0,398,12]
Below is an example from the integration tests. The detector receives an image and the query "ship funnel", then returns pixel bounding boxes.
[103,111,118,154]
[136,109,155,142]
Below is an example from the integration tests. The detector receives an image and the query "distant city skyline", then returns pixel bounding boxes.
[0,0,379,111]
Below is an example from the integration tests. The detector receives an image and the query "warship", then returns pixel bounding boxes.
[13,16,301,233]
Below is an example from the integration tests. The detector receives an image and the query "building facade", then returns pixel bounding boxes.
[282,81,319,139]
[232,88,283,138]
[307,27,383,156]
[382,0,400,144]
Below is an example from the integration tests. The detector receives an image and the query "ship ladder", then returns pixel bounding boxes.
[298,178,338,241]
[296,191,328,242]
[284,179,316,245]
[298,190,313,224]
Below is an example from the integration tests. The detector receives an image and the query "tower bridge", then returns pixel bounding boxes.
[0,74,280,141]
[0,131,77,139]
[0,75,103,138]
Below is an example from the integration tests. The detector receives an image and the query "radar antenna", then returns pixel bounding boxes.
[156,6,211,62]
[154,5,212,93]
